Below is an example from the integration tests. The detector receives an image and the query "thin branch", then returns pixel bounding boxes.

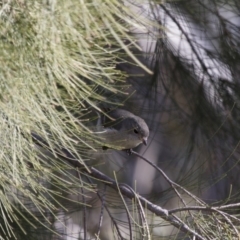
[213,209,239,237]
[77,171,87,240]
[169,205,240,218]
[32,133,205,239]
[123,183,151,239]
[160,4,213,81]
[86,176,124,240]
[131,151,240,237]
[105,205,125,240]
[96,185,106,238]
[131,151,205,206]
[114,174,133,240]
[169,206,240,224]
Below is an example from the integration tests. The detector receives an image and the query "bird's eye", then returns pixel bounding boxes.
[134,129,139,134]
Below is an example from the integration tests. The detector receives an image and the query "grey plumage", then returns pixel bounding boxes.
[95,109,149,150]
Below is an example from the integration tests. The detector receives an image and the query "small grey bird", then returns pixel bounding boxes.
[95,109,149,152]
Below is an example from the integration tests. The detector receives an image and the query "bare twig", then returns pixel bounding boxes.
[122,183,151,239]
[86,176,124,240]
[32,134,205,239]
[77,171,87,240]
[114,173,133,240]
[96,185,106,238]
[132,151,240,237]
[131,151,205,206]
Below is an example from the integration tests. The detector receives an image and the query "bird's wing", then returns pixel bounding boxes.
[102,109,134,130]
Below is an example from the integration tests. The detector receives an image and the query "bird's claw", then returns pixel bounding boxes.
[126,149,133,155]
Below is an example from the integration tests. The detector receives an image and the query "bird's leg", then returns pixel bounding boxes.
[126,149,133,155]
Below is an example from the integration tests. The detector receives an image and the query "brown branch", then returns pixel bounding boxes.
[31,133,205,239]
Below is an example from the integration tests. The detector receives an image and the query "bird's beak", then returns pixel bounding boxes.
[142,137,148,146]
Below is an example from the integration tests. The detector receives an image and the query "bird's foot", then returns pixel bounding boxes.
[126,149,133,155]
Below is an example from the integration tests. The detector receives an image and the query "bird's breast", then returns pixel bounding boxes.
[95,129,142,150]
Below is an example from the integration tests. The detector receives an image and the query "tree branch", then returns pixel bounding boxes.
[31,133,205,239]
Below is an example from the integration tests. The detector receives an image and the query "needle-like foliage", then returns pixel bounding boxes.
[0,0,153,238]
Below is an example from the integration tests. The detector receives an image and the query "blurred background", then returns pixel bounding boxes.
[1,0,240,239]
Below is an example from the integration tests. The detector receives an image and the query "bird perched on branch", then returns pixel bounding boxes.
[95,109,149,153]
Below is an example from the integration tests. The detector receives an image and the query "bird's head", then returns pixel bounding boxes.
[122,116,149,146]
